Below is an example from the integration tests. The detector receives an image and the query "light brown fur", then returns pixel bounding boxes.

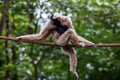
[17,13,94,80]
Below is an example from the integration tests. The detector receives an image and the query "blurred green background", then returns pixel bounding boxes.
[0,0,120,80]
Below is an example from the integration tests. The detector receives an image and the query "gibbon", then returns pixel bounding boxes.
[17,13,95,80]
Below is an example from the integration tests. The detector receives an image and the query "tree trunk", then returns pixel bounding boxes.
[0,0,9,35]
[4,15,10,79]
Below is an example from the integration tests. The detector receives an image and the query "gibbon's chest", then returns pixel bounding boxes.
[54,25,68,35]
[52,25,68,41]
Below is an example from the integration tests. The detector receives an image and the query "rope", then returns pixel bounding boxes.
[0,36,120,47]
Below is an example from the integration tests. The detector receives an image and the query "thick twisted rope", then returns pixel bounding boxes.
[0,36,120,47]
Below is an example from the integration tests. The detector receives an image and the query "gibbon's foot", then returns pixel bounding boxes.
[71,71,79,80]
[78,41,96,48]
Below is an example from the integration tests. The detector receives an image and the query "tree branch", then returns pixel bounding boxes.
[0,36,120,47]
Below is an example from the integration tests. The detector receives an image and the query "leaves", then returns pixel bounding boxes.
[0,0,120,80]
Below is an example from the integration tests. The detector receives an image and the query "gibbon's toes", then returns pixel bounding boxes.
[89,43,97,48]
[71,71,79,80]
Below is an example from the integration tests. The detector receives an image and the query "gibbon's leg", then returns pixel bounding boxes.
[56,29,75,46]
[16,21,53,41]
[56,28,94,47]
[62,46,78,80]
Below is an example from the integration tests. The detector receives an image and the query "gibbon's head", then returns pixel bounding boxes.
[50,13,61,26]
[51,13,62,19]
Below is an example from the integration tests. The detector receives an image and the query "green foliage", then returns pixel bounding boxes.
[0,0,120,80]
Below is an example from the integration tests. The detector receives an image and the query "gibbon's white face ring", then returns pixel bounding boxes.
[52,13,62,19]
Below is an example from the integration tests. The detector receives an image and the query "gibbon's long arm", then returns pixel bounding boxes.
[63,46,78,80]
[16,21,52,41]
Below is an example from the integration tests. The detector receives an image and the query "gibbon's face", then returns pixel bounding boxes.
[50,13,61,26]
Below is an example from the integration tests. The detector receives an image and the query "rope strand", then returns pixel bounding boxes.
[0,36,120,47]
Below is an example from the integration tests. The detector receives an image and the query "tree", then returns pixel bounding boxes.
[0,0,120,80]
